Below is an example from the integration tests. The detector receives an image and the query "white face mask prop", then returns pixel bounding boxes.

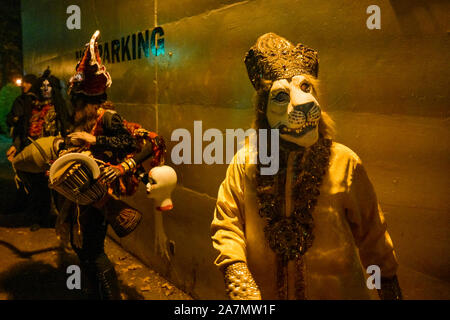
[267,75,321,147]
[146,165,177,212]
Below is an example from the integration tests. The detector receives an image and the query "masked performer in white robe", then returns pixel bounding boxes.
[211,33,402,300]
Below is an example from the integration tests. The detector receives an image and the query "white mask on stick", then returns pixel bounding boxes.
[146,165,177,212]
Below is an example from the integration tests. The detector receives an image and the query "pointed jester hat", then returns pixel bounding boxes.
[244,33,319,90]
[68,30,112,98]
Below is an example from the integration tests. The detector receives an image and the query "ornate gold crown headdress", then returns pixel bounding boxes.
[244,33,319,90]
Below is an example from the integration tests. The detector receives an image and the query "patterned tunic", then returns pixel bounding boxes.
[211,142,399,299]
[28,103,57,139]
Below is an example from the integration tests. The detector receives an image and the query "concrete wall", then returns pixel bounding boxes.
[21,0,449,299]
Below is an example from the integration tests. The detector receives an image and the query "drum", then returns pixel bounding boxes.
[12,136,62,173]
[49,153,107,205]
[102,197,142,238]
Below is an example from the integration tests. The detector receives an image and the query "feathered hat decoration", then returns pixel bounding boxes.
[68,30,112,97]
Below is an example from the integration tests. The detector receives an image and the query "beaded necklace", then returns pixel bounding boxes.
[256,137,332,298]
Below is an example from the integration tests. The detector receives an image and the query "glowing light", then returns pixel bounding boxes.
[15,78,22,86]
[151,27,165,56]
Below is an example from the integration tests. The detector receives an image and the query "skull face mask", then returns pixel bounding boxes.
[40,79,53,99]
[267,75,321,147]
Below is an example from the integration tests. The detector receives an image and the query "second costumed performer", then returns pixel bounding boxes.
[211,33,402,300]
[54,30,165,300]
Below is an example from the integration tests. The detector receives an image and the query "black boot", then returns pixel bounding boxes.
[80,262,101,300]
[97,267,122,300]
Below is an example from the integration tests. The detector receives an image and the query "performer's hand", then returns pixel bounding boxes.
[224,262,262,300]
[145,181,153,194]
[6,145,17,162]
[98,165,122,184]
[68,131,96,145]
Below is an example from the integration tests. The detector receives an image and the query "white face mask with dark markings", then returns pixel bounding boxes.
[267,75,321,147]
[40,79,53,99]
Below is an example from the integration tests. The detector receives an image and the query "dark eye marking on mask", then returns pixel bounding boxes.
[272,91,290,103]
[299,81,312,93]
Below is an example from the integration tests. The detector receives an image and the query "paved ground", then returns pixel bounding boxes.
[0,218,192,300]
